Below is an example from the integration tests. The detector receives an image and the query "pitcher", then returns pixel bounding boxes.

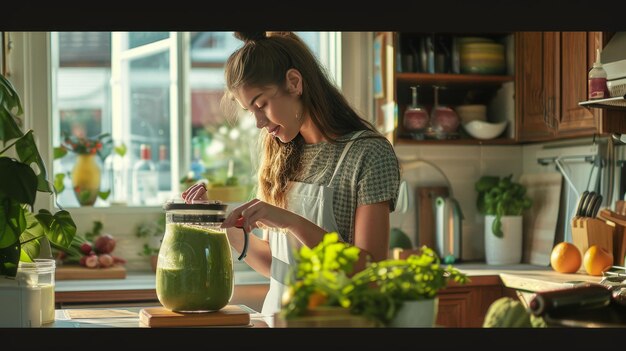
[156,200,238,312]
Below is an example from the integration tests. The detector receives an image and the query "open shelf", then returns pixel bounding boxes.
[396,72,514,85]
[578,95,626,110]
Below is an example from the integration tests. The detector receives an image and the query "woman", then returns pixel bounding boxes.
[182,31,400,316]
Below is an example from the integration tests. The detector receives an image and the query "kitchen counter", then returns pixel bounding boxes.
[452,262,602,291]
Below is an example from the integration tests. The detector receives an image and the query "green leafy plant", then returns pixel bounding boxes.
[135,215,165,257]
[0,74,76,277]
[475,174,533,238]
[280,232,469,326]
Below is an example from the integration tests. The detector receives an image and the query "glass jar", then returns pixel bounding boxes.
[17,259,56,324]
[156,201,234,312]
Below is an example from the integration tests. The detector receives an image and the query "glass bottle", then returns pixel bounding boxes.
[430,85,460,139]
[190,142,206,181]
[402,86,430,139]
[104,148,130,206]
[157,144,172,202]
[17,259,56,325]
[157,201,234,312]
[132,144,159,206]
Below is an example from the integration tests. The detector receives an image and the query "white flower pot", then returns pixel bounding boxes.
[388,298,438,327]
[485,215,522,265]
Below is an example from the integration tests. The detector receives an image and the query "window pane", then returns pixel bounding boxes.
[51,31,325,208]
[128,32,170,49]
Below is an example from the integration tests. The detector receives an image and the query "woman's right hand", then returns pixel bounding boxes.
[181,182,208,204]
[221,198,297,233]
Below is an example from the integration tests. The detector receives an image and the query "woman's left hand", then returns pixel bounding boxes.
[221,198,297,232]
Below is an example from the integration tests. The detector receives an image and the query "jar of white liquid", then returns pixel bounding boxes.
[18,259,56,324]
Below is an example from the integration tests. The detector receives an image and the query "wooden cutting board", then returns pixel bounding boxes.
[519,172,563,266]
[139,305,250,327]
[55,264,127,280]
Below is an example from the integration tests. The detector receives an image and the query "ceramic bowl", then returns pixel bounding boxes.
[455,104,487,123]
[463,120,508,140]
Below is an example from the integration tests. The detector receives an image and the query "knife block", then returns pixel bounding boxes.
[571,217,615,267]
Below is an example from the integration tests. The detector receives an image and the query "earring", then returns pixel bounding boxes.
[295,110,301,120]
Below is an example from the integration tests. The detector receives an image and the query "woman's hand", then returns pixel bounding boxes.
[221,199,296,232]
[181,182,208,203]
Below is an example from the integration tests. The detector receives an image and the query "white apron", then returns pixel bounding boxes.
[261,131,366,318]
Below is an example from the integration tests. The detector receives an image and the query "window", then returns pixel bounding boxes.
[50,31,331,208]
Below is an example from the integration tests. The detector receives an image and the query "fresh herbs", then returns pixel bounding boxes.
[280,232,469,326]
[475,174,533,237]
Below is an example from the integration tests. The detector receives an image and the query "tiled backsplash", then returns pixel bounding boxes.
[392,144,522,261]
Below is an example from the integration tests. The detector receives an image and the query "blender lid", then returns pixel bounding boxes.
[163,200,228,211]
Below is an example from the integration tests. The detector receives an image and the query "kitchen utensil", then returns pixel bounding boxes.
[158,200,236,312]
[139,305,250,327]
[434,196,463,263]
[571,217,615,263]
[586,194,603,218]
[416,186,449,249]
[575,190,590,217]
[580,191,596,217]
[597,209,626,266]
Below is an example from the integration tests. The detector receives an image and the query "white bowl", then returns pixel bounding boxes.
[463,120,508,140]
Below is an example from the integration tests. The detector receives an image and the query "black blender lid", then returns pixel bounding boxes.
[163,200,228,211]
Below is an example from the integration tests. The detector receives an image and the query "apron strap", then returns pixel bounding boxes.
[328,130,367,186]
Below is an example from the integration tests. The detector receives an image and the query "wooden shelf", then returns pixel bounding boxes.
[395,137,518,146]
[579,95,626,110]
[396,72,514,85]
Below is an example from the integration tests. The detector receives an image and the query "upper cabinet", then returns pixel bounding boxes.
[516,32,626,142]
[373,32,516,146]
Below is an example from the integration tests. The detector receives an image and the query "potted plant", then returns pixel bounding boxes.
[279,232,469,327]
[475,174,533,265]
[0,73,76,325]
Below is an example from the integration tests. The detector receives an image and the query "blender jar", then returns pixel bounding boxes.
[156,200,234,312]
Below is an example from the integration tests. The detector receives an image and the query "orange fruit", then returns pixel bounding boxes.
[550,242,582,273]
[582,245,613,276]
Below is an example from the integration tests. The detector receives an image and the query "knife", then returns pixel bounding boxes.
[588,194,603,218]
[576,190,590,217]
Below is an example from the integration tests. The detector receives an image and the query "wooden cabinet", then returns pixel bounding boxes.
[516,31,626,142]
[436,275,511,328]
[374,32,516,146]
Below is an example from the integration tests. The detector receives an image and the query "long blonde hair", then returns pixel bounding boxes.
[222,32,390,208]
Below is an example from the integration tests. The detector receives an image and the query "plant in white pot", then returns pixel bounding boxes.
[475,174,532,265]
[279,232,469,327]
[0,73,76,326]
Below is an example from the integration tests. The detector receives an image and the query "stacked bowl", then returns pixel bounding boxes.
[459,38,505,75]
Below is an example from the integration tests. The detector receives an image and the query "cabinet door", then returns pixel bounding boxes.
[556,32,601,137]
[516,32,555,142]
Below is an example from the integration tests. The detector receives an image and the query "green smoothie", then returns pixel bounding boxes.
[156,223,233,312]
